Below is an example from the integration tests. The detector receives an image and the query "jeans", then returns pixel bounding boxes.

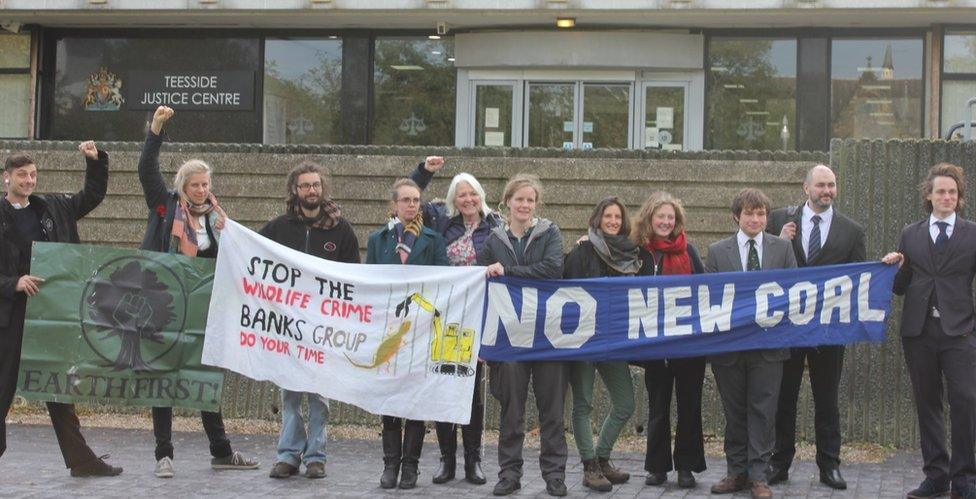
[277,389,330,466]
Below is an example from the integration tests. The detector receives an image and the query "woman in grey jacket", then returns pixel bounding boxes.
[476,174,567,497]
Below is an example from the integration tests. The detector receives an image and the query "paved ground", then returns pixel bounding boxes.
[0,423,922,498]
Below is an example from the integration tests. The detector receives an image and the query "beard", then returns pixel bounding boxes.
[298,195,320,211]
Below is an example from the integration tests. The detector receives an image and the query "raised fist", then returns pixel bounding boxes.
[424,156,445,173]
[78,140,99,160]
[150,106,174,135]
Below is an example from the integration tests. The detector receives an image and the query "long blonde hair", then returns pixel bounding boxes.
[631,191,686,244]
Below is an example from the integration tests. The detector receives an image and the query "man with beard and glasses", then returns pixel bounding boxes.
[259,161,360,480]
[765,165,865,491]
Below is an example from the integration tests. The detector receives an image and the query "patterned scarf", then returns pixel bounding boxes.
[588,227,642,275]
[645,231,692,275]
[391,215,424,264]
[171,193,226,257]
[293,198,342,230]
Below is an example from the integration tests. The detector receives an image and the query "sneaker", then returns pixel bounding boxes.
[305,461,326,479]
[154,457,175,479]
[493,477,521,496]
[211,451,260,470]
[546,478,568,497]
[269,461,299,478]
[70,455,123,478]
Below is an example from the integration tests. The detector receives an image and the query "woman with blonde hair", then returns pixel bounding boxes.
[137,105,259,479]
[477,173,567,497]
[367,177,449,490]
[407,157,500,485]
[632,191,707,489]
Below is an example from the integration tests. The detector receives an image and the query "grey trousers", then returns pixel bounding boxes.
[711,351,784,482]
[489,361,568,482]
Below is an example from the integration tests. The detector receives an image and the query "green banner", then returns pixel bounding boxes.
[17,242,223,411]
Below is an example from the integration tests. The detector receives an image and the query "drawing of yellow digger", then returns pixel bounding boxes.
[395,292,476,377]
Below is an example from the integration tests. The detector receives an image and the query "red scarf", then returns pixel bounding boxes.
[645,232,692,275]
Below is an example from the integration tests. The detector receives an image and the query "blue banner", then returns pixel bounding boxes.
[479,262,896,362]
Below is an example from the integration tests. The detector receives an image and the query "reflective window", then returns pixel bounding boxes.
[474,84,513,147]
[527,83,576,148]
[264,38,342,144]
[645,85,686,150]
[49,37,260,142]
[581,83,630,149]
[0,33,30,138]
[831,38,923,139]
[942,31,976,137]
[372,37,455,146]
[707,38,797,150]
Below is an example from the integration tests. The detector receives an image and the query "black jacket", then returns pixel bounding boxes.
[767,205,866,267]
[0,151,109,328]
[259,213,361,264]
[477,219,563,279]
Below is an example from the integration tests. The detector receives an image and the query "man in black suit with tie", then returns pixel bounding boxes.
[706,188,796,499]
[765,165,866,490]
[883,163,976,499]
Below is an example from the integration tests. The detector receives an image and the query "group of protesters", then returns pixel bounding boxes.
[1,103,974,499]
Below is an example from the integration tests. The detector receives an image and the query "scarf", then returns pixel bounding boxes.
[293,198,342,230]
[645,231,692,275]
[390,215,424,264]
[171,193,226,257]
[588,227,642,275]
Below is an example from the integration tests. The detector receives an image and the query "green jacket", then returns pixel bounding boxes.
[366,222,449,266]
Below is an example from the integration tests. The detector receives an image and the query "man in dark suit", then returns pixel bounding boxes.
[883,163,976,499]
[765,165,865,490]
[706,188,797,499]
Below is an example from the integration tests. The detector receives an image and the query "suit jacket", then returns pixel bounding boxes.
[705,232,797,365]
[767,206,866,267]
[893,217,976,337]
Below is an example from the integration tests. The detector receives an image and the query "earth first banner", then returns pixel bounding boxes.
[17,242,223,412]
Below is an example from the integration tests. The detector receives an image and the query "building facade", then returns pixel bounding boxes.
[2,1,976,151]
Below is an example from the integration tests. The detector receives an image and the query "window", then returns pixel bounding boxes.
[0,33,31,139]
[48,36,261,142]
[831,38,923,139]
[706,38,797,151]
[372,37,456,146]
[942,30,976,138]
[264,38,342,144]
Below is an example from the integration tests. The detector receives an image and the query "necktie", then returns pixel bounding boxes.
[808,214,822,262]
[935,221,949,251]
[747,239,761,271]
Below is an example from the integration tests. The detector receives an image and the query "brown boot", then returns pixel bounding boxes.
[751,480,773,499]
[711,474,748,494]
[597,457,629,484]
[582,459,612,492]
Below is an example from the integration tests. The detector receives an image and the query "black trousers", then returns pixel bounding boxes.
[0,303,99,469]
[903,316,976,493]
[643,357,707,473]
[435,361,484,463]
[770,345,844,471]
[152,407,232,461]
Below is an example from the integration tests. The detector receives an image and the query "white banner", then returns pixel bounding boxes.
[202,220,486,424]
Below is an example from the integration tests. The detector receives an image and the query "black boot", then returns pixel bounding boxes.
[399,420,425,489]
[433,422,457,484]
[464,458,486,485]
[380,420,401,489]
[433,456,456,484]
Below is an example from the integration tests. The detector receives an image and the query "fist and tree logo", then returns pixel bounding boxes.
[81,257,188,372]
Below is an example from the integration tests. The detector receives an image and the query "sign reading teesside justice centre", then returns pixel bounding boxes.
[479,262,896,362]
[127,70,255,111]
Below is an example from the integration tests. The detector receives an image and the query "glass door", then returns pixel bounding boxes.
[526,82,577,148]
[640,82,688,150]
[581,83,631,150]
[471,82,517,147]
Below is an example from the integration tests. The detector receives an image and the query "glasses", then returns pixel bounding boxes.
[297,182,323,191]
[397,197,421,205]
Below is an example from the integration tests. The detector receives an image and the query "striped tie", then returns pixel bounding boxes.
[808,214,822,263]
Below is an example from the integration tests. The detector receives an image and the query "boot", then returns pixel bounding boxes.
[399,420,425,489]
[380,425,401,489]
[582,458,612,492]
[432,456,456,484]
[464,458,487,485]
[433,422,457,484]
[598,457,630,484]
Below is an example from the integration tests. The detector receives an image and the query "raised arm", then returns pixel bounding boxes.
[68,140,109,219]
[138,106,175,210]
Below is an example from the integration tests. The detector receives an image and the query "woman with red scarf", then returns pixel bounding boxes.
[633,191,707,489]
